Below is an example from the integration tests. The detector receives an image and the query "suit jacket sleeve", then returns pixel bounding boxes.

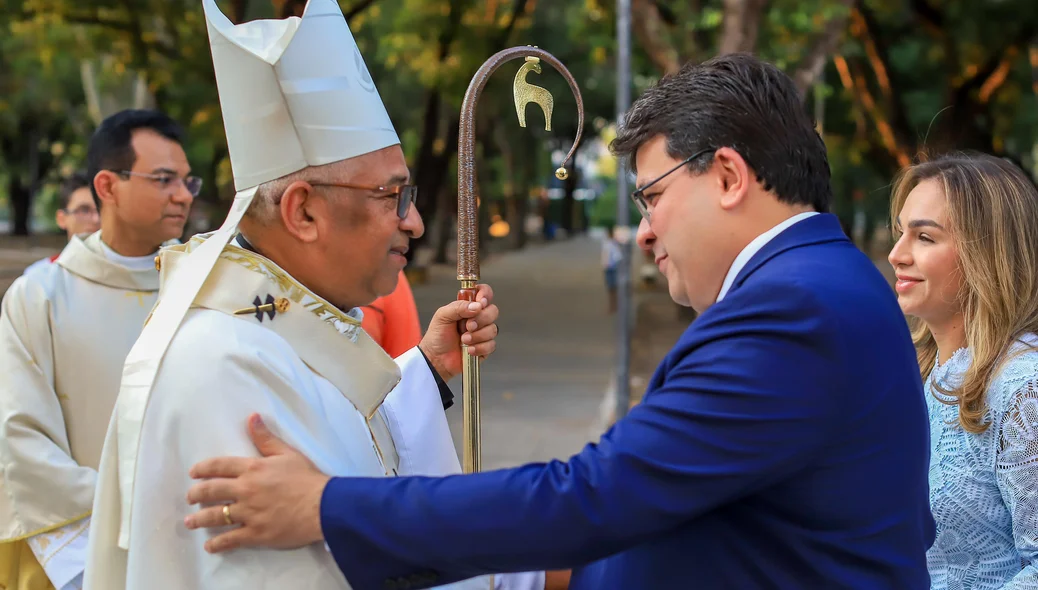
[320,281,846,590]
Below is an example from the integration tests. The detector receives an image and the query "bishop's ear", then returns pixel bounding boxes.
[278,182,321,243]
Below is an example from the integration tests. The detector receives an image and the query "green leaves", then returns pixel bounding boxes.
[3,0,1036,237]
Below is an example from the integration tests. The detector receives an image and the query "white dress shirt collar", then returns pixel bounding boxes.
[715,211,819,302]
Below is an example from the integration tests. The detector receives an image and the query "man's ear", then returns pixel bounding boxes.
[279,182,321,243]
[714,147,751,211]
[55,210,68,231]
[93,171,119,208]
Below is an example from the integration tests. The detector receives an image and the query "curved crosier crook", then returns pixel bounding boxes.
[455,46,585,480]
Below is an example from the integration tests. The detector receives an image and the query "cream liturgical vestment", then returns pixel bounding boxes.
[82,1,543,588]
[0,231,161,590]
[83,236,508,590]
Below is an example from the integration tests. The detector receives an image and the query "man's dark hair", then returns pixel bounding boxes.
[611,53,832,212]
[58,171,92,210]
[85,109,185,207]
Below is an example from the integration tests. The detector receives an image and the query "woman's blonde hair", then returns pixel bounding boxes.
[889,151,1038,433]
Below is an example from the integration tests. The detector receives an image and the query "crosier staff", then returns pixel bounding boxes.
[456,46,585,476]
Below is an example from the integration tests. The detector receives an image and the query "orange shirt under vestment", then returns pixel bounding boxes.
[361,270,422,358]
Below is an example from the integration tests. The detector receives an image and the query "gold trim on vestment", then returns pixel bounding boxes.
[34,521,89,568]
[161,234,399,474]
[0,512,91,545]
[171,236,361,329]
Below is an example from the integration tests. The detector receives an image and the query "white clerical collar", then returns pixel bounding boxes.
[716,211,819,302]
[99,234,160,272]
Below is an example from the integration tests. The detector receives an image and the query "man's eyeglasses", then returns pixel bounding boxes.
[630,147,715,221]
[63,205,98,218]
[117,171,203,197]
[310,182,418,219]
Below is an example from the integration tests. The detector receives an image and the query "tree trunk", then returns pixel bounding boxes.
[560,163,579,235]
[432,184,456,264]
[718,0,770,55]
[230,0,249,23]
[8,178,31,237]
[279,0,306,18]
[13,127,45,236]
[1031,38,1038,96]
[630,0,681,74]
[792,0,855,98]
[414,112,459,264]
[514,186,529,249]
[477,122,497,255]
[2,116,60,236]
[406,0,469,263]
[81,60,104,126]
[132,71,152,109]
[492,122,528,250]
[410,90,446,262]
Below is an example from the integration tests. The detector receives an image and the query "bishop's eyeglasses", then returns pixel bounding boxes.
[310,182,418,219]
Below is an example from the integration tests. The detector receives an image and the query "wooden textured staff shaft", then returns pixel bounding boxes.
[457,46,585,476]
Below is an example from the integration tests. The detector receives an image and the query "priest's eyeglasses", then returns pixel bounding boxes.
[64,205,98,218]
[310,182,418,219]
[630,147,715,222]
[117,171,203,197]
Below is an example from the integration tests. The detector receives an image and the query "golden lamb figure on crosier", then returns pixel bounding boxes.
[513,56,554,132]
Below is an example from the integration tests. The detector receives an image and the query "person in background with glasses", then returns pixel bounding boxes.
[21,171,100,277]
[0,108,195,590]
[182,53,934,590]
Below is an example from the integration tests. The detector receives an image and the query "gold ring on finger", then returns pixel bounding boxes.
[222,504,234,526]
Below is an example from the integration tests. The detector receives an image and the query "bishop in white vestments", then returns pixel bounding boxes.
[83,1,542,589]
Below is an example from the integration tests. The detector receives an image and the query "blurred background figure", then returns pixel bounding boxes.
[21,172,98,276]
[361,269,423,358]
[600,226,621,314]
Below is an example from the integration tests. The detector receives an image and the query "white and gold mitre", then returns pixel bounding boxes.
[111,0,399,549]
[204,0,399,192]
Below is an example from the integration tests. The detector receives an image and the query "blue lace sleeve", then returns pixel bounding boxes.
[995,378,1038,589]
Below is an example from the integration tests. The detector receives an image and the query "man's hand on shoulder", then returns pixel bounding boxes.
[184,414,329,553]
[418,283,499,382]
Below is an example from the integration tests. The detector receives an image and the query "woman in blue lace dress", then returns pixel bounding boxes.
[888,152,1038,589]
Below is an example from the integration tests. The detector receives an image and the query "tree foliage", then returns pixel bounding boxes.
[1,0,1035,254]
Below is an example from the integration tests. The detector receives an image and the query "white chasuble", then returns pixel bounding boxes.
[85,236,409,590]
[84,235,536,590]
[0,231,161,590]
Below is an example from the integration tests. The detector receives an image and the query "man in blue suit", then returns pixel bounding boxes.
[184,53,935,589]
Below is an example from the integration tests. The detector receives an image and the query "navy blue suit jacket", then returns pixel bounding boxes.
[321,213,936,589]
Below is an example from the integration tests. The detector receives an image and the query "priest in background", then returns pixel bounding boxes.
[0,109,196,590]
[21,172,100,277]
[83,1,542,589]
